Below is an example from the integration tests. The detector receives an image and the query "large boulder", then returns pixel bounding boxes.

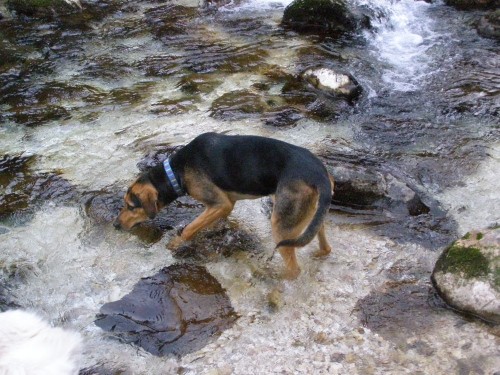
[432,228,500,324]
[281,0,369,36]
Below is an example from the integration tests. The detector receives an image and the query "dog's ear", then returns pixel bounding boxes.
[139,184,159,219]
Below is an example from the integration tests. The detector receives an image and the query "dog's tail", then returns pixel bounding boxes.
[276,174,333,249]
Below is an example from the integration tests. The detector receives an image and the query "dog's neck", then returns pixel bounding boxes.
[148,160,184,204]
[163,159,184,197]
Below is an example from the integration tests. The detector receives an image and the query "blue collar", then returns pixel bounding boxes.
[163,158,184,196]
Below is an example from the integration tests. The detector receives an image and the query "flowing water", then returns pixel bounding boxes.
[0,0,499,373]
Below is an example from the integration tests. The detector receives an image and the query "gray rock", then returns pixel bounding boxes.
[432,228,500,324]
[301,67,362,103]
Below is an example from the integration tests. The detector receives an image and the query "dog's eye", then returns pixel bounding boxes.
[127,204,135,211]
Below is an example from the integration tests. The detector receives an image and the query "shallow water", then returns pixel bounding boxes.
[0,0,499,373]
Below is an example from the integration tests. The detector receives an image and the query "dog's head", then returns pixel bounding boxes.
[114,177,160,231]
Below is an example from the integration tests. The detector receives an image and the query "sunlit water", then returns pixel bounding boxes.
[0,0,499,373]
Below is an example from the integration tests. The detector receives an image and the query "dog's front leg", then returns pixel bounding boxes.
[167,203,234,249]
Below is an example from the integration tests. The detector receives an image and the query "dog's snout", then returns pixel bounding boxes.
[113,220,122,230]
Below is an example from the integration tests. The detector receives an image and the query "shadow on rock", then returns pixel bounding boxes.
[95,263,238,357]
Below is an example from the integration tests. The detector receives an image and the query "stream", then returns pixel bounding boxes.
[0,0,499,373]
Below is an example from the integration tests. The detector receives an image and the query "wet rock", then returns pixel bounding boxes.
[144,4,199,40]
[6,0,81,18]
[2,81,105,126]
[319,147,430,216]
[210,90,267,120]
[137,55,180,77]
[177,74,223,95]
[282,0,369,36]
[477,10,500,40]
[0,154,77,219]
[172,219,262,262]
[356,282,447,343]
[95,264,238,357]
[151,97,199,115]
[432,228,500,324]
[301,67,361,103]
[263,107,304,127]
[444,0,498,9]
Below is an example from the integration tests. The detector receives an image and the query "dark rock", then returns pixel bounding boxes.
[6,0,81,18]
[444,0,498,9]
[95,264,238,357]
[477,10,500,40]
[432,228,500,324]
[282,0,368,36]
[263,107,304,127]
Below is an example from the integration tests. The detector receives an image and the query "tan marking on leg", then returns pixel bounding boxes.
[278,247,300,280]
[169,168,235,247]
[180,204,233,241]
[313,224,332,257]
[271,181,319,279]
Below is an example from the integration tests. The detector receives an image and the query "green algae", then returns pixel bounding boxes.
[436,244,490,279]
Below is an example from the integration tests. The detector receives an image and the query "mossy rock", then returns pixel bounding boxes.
[432,228,500,324]
[282,0,365,36]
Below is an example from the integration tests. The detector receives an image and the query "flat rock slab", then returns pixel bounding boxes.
[95,264,237,357]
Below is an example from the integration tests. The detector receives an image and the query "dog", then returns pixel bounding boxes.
[0,310,82,375]
[114,132,334,279]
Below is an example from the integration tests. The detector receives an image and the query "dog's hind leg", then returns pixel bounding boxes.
[271,181,318,279]
[313,224,332,257]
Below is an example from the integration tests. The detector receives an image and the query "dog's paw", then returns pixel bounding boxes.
[312,247,331,258]
[167,235,185,250]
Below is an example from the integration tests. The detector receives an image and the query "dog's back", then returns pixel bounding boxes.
[172,132,330,197]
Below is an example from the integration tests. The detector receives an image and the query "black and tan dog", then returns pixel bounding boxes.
[114,132,334,279]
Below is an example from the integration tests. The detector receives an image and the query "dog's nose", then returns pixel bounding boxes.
[113,220,121,230]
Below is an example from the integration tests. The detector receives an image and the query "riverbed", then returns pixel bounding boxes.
[0,0,499,373]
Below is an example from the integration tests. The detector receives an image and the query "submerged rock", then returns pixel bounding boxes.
[432,228,500,324]
[210,90,267,120]
[0,154,77,219]
[282,0,368,36]
[95,264,237,357]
